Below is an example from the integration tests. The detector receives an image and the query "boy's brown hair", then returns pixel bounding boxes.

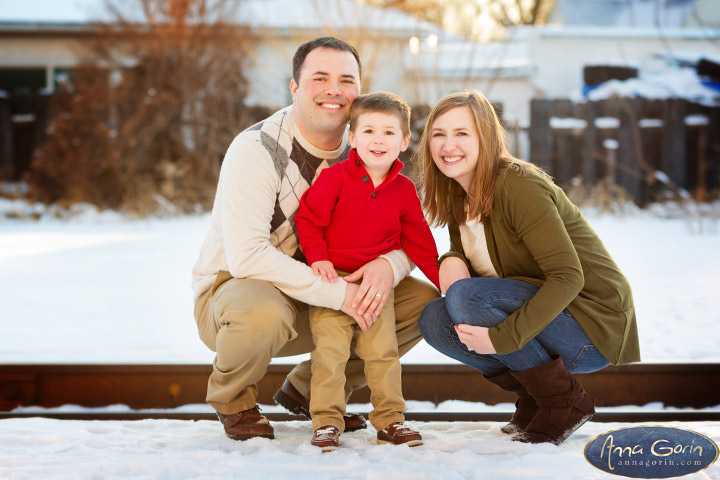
[349,92,411,137]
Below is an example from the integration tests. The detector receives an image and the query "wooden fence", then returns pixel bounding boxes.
[528,97,720,205]
[0,89,51,181]
[2,91,718,209]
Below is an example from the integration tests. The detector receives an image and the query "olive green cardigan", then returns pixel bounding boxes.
[441,166,640,365]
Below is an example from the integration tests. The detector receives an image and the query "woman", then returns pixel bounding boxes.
[415,90,640,446]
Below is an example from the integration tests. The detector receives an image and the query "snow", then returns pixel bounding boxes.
[1,199,720,364]
[1,200,720,479]
[0,416,716,480]
[586,68,720,105]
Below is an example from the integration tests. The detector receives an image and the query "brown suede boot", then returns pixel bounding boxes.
[509,356,595,445]
[484,370,538,435]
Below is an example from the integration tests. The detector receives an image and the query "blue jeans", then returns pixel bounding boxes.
[419,277,610,377]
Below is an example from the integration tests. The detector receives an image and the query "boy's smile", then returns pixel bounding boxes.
[349,111,410,186]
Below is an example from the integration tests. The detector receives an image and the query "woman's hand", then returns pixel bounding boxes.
[439,256,471,294]
[344,257,394,326]
[454,324,497,354]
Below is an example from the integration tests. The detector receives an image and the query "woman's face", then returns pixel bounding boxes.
[429,106,479,193]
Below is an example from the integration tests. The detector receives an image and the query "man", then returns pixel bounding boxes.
[192,37,438,440]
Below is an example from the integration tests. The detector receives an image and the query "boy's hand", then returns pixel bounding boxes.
[311,260,338,282]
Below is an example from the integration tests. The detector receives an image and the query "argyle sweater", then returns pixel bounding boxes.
[296,149,440,289]
[191,106,413,308]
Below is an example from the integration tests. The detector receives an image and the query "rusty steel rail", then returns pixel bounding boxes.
[2,411,720,423]
[1,363,719,418]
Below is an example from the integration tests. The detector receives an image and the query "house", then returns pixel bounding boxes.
[0,0,535,123]
[1,0,719,126]
[533,0,720,100]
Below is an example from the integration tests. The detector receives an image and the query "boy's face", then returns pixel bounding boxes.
[348,111,410,173]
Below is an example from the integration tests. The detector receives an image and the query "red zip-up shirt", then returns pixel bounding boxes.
[295,149,440,289]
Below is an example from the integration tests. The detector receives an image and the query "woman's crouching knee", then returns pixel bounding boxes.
[418,297,449,347]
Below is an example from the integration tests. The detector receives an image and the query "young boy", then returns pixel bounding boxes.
[295,92,440,451]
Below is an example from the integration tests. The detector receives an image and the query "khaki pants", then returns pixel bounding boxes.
[309,288,403,433]
[193,271,438,415]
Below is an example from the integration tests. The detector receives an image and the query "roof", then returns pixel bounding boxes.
[0,0,440,37]
[552,0,700,28]
[405,37,532,79]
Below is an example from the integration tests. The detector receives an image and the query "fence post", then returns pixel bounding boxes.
[582,100,598,185]
[0,91,12,180]
[552,99,574,185]
[707,106,720,192]
[662,99,687,189]
[529,99,553,174]
[617,97,645,205]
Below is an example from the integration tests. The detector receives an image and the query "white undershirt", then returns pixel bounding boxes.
[458,215,499,278]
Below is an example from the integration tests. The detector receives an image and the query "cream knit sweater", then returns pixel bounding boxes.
[191,106,412,309]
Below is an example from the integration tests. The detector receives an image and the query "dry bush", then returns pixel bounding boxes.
[29,0,261,213]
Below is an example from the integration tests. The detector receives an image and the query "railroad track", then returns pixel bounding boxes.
[1,363,719,422]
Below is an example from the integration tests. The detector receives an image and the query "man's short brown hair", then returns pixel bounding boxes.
[292,36,362,83]
[349,92,411,137]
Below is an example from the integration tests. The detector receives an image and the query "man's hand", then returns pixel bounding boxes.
[340,282,371,331]
[439,256,471,295]
[454,324,497,354]
[344,256,394,325]
[311,260,338,282]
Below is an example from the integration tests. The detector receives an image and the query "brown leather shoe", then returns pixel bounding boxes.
[216,406,274,441]
[273,378,367,432]
[377,422,423,447]
[311,425,340,452]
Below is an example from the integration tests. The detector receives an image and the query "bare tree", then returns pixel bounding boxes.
[29,0,264,212]
[359,0,553,40]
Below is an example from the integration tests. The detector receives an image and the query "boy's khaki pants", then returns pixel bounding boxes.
[309,289,403,433]
[193,271,438,415]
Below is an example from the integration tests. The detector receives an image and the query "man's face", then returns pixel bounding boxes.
[290,47,361,146]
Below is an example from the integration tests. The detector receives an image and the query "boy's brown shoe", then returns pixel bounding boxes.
[377,422,423,447]
[216,406,274,441]
[273,378,367,432]
[311,425,340,452]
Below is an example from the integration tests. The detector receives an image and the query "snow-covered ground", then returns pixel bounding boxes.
[1,200,720,479]
[1,199,719,364]
[0,416,717,480]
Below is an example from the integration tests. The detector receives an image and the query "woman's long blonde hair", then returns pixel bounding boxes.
[416,90,540,227]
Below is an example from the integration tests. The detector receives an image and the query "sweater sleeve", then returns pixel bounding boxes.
[295,168,342,266]
[398,181,440,289]
[219,135,347,310]
[438,220,471,270]
[488,172,584,354]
